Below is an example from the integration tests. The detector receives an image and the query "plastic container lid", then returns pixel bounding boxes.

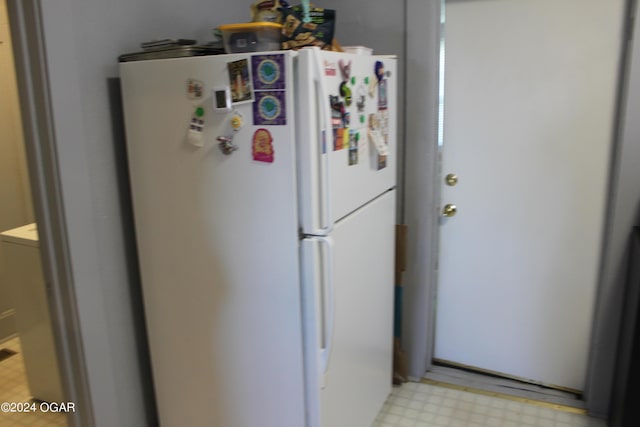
[343,46,373,55]
[219,22,283,32]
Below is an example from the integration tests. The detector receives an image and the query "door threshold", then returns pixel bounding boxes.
[423,365,586,413]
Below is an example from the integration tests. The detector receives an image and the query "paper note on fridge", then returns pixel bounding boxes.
[368,129,388,156]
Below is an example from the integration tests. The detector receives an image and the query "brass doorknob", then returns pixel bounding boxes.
[443,204,457,217]
[445,173,458,186]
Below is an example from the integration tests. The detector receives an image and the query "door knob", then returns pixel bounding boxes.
[442,204,457,217]
[445,173,458,186]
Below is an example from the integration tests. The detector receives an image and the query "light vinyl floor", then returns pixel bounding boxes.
[0,337,66,427]
[373,381,607,427]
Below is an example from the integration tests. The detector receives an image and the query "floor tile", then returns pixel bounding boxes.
[373,382,607,427]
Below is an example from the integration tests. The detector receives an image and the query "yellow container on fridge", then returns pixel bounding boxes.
[219,22,283,53]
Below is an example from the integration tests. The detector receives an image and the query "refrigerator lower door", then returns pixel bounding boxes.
[301,190,396,427]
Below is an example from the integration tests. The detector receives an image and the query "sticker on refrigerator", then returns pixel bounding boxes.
[348,130,359,166]
[356,84,367,113]
[339,82,352,106]
[330,94,349,151]
[185,107,206,147]
[186,79,204,100]
[379,109,390,143]
[339,59,351,81]
[324,60,337,77]
[369,113,388,170]
[375,61,388,110]
[378,79,388,110]
[375,61,385,82]
[253,91,286,126]
[330,95,348,128]
[333,127,347,151]
[251,54,286,91]
[227,59,254,104]
[252,128,274,163]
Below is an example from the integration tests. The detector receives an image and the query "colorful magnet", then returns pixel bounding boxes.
[186,108,206,147]
[251,54,286,91]
[252,128,274,163]
[230,111,245,131]
[253,91,287,126]
[333,128,347,151]
[339,59,352,81]
[374,61,388,110]
[324,60,337,77]
[330,95,346,128]
[375,61,385,82]
[378,79,388,110]
[340,82,352,106]
[227,59,254,104]
[187,79,204,100]
[356,84,367,112]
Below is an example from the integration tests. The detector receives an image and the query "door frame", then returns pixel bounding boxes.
[403,0,638,418]
[7,1,93,426]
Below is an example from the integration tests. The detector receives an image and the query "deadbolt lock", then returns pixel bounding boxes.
[445,173,458,186]
[442,204,457,217]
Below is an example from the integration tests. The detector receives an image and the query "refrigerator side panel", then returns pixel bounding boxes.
[120,53,305,427]
[320,190,396,427]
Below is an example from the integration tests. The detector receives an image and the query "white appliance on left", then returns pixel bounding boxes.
[120,48,397,427]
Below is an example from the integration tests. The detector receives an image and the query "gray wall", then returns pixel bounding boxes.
[31,1,246,425]
[403,0,441,381]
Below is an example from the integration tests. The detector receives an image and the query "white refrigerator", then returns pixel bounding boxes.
[120,47,397,427]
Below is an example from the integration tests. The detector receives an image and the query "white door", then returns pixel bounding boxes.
[434,0,625,391]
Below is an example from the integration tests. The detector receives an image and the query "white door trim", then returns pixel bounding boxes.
[6,1,93,425]
[403,0,442,381]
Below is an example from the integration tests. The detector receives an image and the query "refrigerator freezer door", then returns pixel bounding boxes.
[120,53,305,427]
[297,49,397,234]
[301,190,396,427]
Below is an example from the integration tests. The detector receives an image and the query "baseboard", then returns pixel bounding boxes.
[423,365,586,411]
[0,309,16,343]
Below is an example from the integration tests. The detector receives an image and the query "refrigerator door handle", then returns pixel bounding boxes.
[317,235,335,389]
[312,47,333,234]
